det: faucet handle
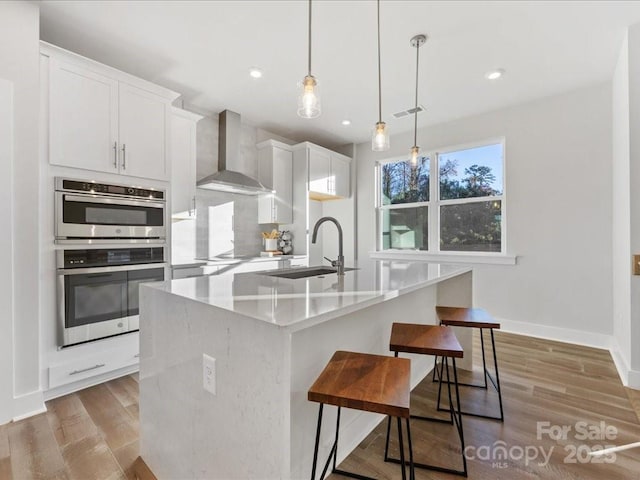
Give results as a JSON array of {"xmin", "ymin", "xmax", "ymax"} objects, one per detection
[{"xmin": 323, "ymin": 256, "xmax": 337, "ymax": 267}]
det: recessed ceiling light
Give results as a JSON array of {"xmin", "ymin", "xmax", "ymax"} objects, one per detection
[
  {"xmin": 249, "ymin": 67, "xmax": 263, "ymax": 79},
  {"xmin": 485, "ymin": 69, "xmax": 505, "ymax": 80},
  {"xmin": 341, "ymin": 119, "xmax": 351, "ymax": 126}
]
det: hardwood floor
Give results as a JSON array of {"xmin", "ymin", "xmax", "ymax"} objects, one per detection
[{"xmin": 1, "ymin": 332, "xmax": 639, "ymax": 479}]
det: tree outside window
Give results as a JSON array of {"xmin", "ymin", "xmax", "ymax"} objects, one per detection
[{"xmin": 378, "ymin": 142, "xmax": 504, "ymax": 253}]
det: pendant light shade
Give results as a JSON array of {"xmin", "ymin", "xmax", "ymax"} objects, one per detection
[
  {"xmin": 298, "ymin": 0, "xmax": 321, "ymax": 119},
  {"xmin": 298, "ymin": 75, "xmax": 320, "ymax": 119},
  {"xmin": 372, "ymin": 122, "xmax": 389, "ymax": 151},
  {"xmin": 371, "ymin": 0, "xmax": 390, "ymax": 151}
]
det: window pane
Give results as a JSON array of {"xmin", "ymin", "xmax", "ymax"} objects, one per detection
[
  {"xmin": 380, "ymin": 157, "xmax": 429, "ymax": 205},
  {"xmin": 439, "ymin": 144, "xmax": 503, "ymax": 200},
  {"xmin": 440, "ymin": 201, "xmax": 501, "ymax": 252},
  {"xmin": 381, "ymin": 207, "xmax": 428, "ymax": 250}
]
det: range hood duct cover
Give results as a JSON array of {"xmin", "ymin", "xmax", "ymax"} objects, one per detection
[{"xmin": 197, "ymin": 110, "xmax": 273, "ymax": 195}]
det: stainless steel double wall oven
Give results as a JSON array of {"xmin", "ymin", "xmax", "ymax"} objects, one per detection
[{"xmin": 55, "ymin": 178, "xmax": 167, "ymax": 347}]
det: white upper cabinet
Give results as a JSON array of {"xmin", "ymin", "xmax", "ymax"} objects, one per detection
[
  {"xmin": 171, "ymin": 108, "xmax": 202, "ymax": 217},
  {"xmin": 49, "ymin": 58, "xmax": 119, "ymax": 173},
  {"xmin": 257, "ymin": 140, "xmax": 293, "ymax": 224},
  {"xmin": 331, "ymin": 156, "xmax": 350, "ymax": 198},
  {"xmin": 43, "ymin": 42, "xmax": 179, "ymax": 181},
  {"xmin": 304, "ymin": 143, "xmax": 351, "ymax": 200},
  {"xmin": 118, "ymin": 83, "xmax": 168, "ymax": 180}
]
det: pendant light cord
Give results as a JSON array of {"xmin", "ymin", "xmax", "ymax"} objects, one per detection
[
  {"xmin": 413, "ymin": 39, "xmax": 420, "ymax": 147},
  {"xmin": 308, "ymin": 0, "xmax": 312, "ymax": 76},
  {"xmin": 377, "ymin": 0, "xmax": 382, "ymax": 123}
]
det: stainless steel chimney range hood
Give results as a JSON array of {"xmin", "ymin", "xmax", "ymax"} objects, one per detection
[{"xmin": 197, "ymin": 110, "xmax": 273, "ymax": 196}]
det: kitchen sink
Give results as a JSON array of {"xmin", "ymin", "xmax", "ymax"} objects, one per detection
[{"xmin": 260, "ymin": 266, "xmax": 357, "ymax": 279}]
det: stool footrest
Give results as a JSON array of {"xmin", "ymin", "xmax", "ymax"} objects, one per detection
[
  {"xmin": 437, "ymin": 406, "xmax": 504, "ymax": 422},
  {"xmin": 410, "ymin": 413, "xmax": 453, "ymax": 425},
  {"xmin": 384, "ymin": 457, "xmax": 468, "ymax": 478}
]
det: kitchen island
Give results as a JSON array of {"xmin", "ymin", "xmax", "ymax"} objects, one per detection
[{"xmin": 138, "ymin": 260, "xmax": 473, "ymax": 479}]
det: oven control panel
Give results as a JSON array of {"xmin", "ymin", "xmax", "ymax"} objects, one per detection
[
  {"xmin": 58, "ymin": 179, "xmax": 165, "ymax": 200},
  {"xmin": 59, "ymin": 247, "xmax": 165, "ymax": 269}
]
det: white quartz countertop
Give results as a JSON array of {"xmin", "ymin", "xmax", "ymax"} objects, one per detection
[{"xmin": 147, "ymin": 260, "xmax": 471, "ymax": 330}]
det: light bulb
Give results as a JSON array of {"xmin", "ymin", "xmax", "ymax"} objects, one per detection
[
  {"xmin": 297, "ymin": 75, "xmax": 321, "ymax": 118},
  {"xmin": 410, "ymin": 146, "xmax": 420, "ymax": 166},
  {"xmin": 371, "ymin": 122, "xmax": 390, "ymax": 151}
]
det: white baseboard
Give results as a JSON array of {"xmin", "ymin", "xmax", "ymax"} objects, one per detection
[
  {"xmin": 12, "ymin": 389, "xmax": 46, "ymax": 422},
  {"xmin": 499, "ymin": 317, "xmax": 640, "ymax": 391},
  {"xmin": 628, "ymin": 369, "xmax": 640, "ymax": 389},
  {"xmin": 497, "ymin": 317, "xmax": 611, "ymax": 350}
]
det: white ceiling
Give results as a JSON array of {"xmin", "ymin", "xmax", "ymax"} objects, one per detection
[{"xmin": 39, "ymin": 0, "xmax": 640, "ymax": 149}]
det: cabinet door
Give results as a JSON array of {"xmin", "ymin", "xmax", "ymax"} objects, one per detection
[
  {"xmin": 258, "ymin": 195, "xmax": 275, "ymax": 224},
  {"xmin": 272, "ymin": 147, "xmax": 293, "ymax": 223},
  {"xmin": 171, "ymin": 114, "xmax": 196, "ymax": 216},
  {"xmin": 332, "ymin": 156, "xmax": 350, "ymax": 198},
  {"xmin": 308, "ymin": 148, "xmax": 331, "ymax": 195},
  {"xmin": 118, "ymin": 83, "xmax": 167, "ymax": 180},
  {"xmin": 49, "ymin": 58, "xmax": 119, "ymax": 173}
]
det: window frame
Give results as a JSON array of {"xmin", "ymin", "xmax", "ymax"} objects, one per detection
[{"xmin": 376, "ymin": 137, "xmax": 507, "ymax": 257}]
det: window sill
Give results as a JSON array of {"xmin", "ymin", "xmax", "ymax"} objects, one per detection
[{"xmin": 369, "ymin": 250, "xmax": 517, "ymax": 265}]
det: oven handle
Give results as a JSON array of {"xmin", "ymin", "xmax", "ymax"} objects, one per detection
[
  {"xmin": 63, "ymin": 193, "xmax": 165, "ymax": 209},
  {"xmin": 57, "ymin": 263, "xmax": 167, "ymax": 275}
]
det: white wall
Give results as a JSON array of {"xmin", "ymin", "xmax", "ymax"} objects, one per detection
[
  {"xmin": 627, "ymin": 24, "xmax": 640, "ymax": 381},
  {"xmin": 0, "ymin": 78, "xmax": 14, "ymax": 425},
  {"xmin": 612, "ymin": 32, "xmax": 632, "ymax": 382},
  {"xmin": 0, "ymin": 1, "xmax": 44, "ymax": 422},
  {"xmin": 357, "ymin": 83, "xmax": 613, "ymax": 343}
]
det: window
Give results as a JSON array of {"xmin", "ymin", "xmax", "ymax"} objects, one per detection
[{"xmin": 377, "ymin": 141, "xmax": 504, "ymax": 254}]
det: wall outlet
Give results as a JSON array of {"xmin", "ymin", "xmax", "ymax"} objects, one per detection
[{"xmin": 202, "ymin": 354, "xmax": 216, "ymax": 395}]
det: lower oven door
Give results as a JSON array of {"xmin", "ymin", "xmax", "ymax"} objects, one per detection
[{"xmin": 58, "ymin": 264, "xmax": 165, "ymax": 347}]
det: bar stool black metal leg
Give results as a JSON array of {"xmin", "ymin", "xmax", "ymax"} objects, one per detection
[
  {"xmin": 405, "ymin": 418, "xmax": 415, "ymax": 480},
  {"xmin": 452, "ymin": 358, "xmax": 468, "ymax": 477},
  {"xmin": 397, "ymin": 417, "xmax": 407, "ymax": 480},
  {"xmin": 384, "ymin": 415, "xmax": 392, "ymax": 461},
  {"xmin": 479, "ymin": 328, "xmax": 488, "ymax": 388},
  {"xmin": 310, "ymin": 403, "xmax": 324, "ymax": 480},
  {"xmin": 431, "ymin": 355, "xmax": 439, "ymax": 382},
  {"xmin": 491, "ymin": 329, "xmax": 504, "ymax": 422}
]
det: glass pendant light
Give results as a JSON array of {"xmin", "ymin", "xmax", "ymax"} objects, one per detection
[
  {"xmin": 298, "ymin": 0, "xmax": 320, "ymax": 118},
  {"xmin": 409, "ymin": 34, "xmax": 426, "ymax": 166},
  {"xmin": 372, "ymin": 0, "xmax": 389, "ymax": 151}
]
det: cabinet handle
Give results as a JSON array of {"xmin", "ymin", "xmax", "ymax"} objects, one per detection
[
  {"xmin": 69, "ymin": 363, "xmax": 106, "ymax": 376},
  {"xmin": 113, "ymin": 142, "xmax": 118, "ymax": 168},
  {"xmin": 121, "ymin": 144, "xmax": 126, "ymax": 170},
  {"xmin": 191, "ymin": 196, "xmax": 196, "ymax": 217}
]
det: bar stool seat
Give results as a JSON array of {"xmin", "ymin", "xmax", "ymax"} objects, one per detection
[
  {"xmin": 308, "ymin": 351, "xmax": 415, "ymax": 480},
  {"xmin": 386, "ymin": 323, "xmax": 467, "ymax": 477},
  {"xmin": 435, "ymin": 306, "xmax": 504, "ymax": 422}
]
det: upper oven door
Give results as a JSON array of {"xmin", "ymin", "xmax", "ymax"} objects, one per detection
[{"xmin": 55, "ymin": 191, "xmax": 166, "ymax": 240}]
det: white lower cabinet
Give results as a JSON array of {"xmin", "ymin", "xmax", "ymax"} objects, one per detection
[{"xmin": 48, "ymin": 344, "xmax": 139, "ymax": 389}]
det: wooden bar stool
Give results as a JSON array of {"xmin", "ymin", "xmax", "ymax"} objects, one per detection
[
  {"xmin": 434, "ymin": 306, "xmax": 504, "ymax": 422},
  {"xmin": 308, "ymin": 351, "xmax": 415, "ymax": 480},
  {"xmin": 385, "ymin": 323, "xmax": 467, "ymax": 477}
]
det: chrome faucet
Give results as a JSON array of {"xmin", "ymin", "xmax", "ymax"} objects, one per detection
[{"xmin": 311, "ymin": 216, "xmax": 345, "ymax": 276}]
